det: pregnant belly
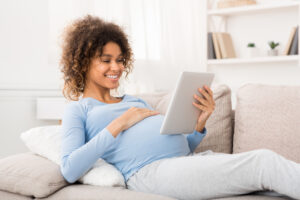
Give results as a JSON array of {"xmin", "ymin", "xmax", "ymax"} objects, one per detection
[{"xmin": 118, "ymin": 114, "xmax": 190, "ymax": 156}]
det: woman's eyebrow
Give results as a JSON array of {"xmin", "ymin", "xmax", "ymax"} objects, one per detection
[{"xmin": 101, "ymin": 54, "xmax": 123, "ymax": 58}]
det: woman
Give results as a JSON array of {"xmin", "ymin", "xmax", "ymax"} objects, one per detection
[{"xmin": 60, "ymin": 15, "xmax": 300, "ymax": 200}]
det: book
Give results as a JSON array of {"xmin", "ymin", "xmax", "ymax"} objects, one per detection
[
  {"xmin": 212, "ymin": 32, "xmax": 222, "ymax": 59},
  {"xmin": 208, "ymin": 32, "xmax": 216, "ymax": 59},
  {"xmin": 216, "ymin": 32, "xmax": 236, "ymax": 59},
  {"xmin": 217, "ymin": 0, "xmax": 256, "ymax": 9},
  {"xmin": 289, "ymin": 26, "xmax": 298, "ymax": 55},
  {"xmin": 284, "ymin": 27, "xmax": 297, "ymax": 55}
]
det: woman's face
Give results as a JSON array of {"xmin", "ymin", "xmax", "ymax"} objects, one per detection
[{"xmin": 86, "ymin": 42, "xmax": 125, "ymax": 90}]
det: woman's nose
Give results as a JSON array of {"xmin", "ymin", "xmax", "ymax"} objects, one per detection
[{"xmin": 111, "ymin": 61, "xmax": 123, "ymax": 70}]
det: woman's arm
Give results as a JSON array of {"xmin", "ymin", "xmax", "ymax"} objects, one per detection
[
  {"xmin": 185, "ymin": 85, "xmax": 215, "ymax": 152},
  {"xmin": 60, "ymin": 103, "xmax": 120, "ymax": 183},
  {"xmin": 186, "ymin": 128, "xmax": 207, "ymax": 152},
  {"xmin": 61, "ymin": 102, "xmax": 159, "ymax": 183}
]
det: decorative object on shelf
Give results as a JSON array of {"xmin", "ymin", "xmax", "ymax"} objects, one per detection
[
  {"xmin": 246, "ymin": 42, "xmax": 257, "ymax": 58},
  {"xmin": 247, "ymin": 43, "xmax": 255, "ymax": 48},
  {"xmin": 217, "ymin": 0, "xmax": 256, "ymax": 9},
  {"xmin": 268, "ymin": 41, "xmax": 279, "ymax": 56}
]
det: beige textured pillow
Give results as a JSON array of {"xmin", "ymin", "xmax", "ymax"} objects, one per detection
[
  {"xmin": 0, "ymin": 152, "xmax": 68, "ymax": 198},
  {"xmin": 138, "ymin": 84, "xmax": 233, "ymax": 154},
  {"xmin": 233, "ymin": 84, "xmax": 300, "ymax": 163},
  {"xmin": 194, "ymin": 84, "xmax": 233, "ymax": 154},
  {"xmin": 135, "ymin": 92, "xmax": 169, "ymax": 111}
]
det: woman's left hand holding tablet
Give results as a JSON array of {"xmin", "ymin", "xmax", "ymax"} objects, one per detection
[{"xmin": 192, "ymin": 85, "xmax": 215, "ymax": 133}]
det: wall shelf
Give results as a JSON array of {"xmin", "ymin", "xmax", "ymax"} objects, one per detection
[
  {"xmin": 207, "ymin": 2, "xmax": 300, "ymax": 16},
  {"xmin": 207, "ymin": 55, "xmax": 299, "ymax": 65}
]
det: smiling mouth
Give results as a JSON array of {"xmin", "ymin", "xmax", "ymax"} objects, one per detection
[
  {"xmin": 105, "ymin": 75, "xmax": 118, "ymax": 79},
  {"xmin": 104, "ymin": 74, "xmax": 120, "ymax": 81}
]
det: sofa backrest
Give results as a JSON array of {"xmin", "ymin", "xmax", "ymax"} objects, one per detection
[{"xmin": 233, "ymin": 84, "xmax": 300, "ymax": 163}]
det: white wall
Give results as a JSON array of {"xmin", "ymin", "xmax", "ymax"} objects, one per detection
[
  {"xmin": 0, "ymin": 90, "xmax": 61, "ymax": 158},
  {"xmin": 0, "ymin": 0, "xmax": 62, "ymax": 90},
  {"xmin": 0, "ymin": 0, "xmax": 62, "ymax": 158}
]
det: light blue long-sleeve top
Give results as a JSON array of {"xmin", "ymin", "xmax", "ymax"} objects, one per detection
[{"xmin": 60, "ymin": 94, "xmax": 207, "ymax": 183}]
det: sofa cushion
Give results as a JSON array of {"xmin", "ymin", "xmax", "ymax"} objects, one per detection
[
  {"xmin": 212, "ymin": 194, "xmax": 290, "ymax": 200},
  {"xmin": 0, "ymin": 152, "xmax": 68, "ymax": 198},
  {"xmin": 137, "ymin": 84, "xmax": 233, "ymax": 154},
  {"xmin": 0, "ymin": 190, "xmax": 32, "ymax": 200},
  {"xmin": 35, "ymin": 184, "xmax": 175, "ymax": 200},
  {"xmin": 233, "ymin": 84, "xmax": 300, "ymax": 163}
]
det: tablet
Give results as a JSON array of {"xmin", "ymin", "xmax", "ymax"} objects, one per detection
[{"xmin": 160, "ymin": 71, "xmax": 215, "ymax": 134}]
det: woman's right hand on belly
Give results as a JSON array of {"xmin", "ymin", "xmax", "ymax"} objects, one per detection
[{"xmin": 107, "ymin": 107, "xmax": 160, "ymax": 138}]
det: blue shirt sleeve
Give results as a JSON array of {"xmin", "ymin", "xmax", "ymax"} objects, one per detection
[
  {"xmin": 60, "ymin": 102, "xmax": 121, "ymax": 183},
  {"xmin": 186, "ymin": 128, "xmax": 207, "ymax": 153}
]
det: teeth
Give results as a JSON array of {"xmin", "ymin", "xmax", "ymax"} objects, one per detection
[{"xmin": 106, "ymin": 75, "xmax": 118, "ymax": 79}]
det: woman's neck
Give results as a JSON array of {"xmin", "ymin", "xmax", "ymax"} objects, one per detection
[
  {"xmin": 83, "ymin": 85, "xmax": 117, "ymax": 103},
  {"xmin": 82, "ymin": 88, "xmax": 122, "ymax": 104}
]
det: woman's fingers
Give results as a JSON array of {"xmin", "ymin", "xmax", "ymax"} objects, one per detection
[
  {"xmin": 198, "ymin": 88, "xmax": 211, "ymax": 101},
  {"xmin": 194, "ymin": 85, "xmax": 216, "ymax": 113},
  {"xmin": 138, "ymin": 108, "xmax": 159, "ymax": 117},
  {"xmin": 198, "ymin": 86, "xmax": 215, "ymax": 106},
  {"xmin": 205, "ymin": 85, "xmax": 216, "ymax": 107},
  {"xmin": 147, "ymin": 110, "xmax": 160, "ymax": 116},
  {"xmin": 192, "ymin": 102, "xmax": 209, "ymax": 112},
  {"xmin": 204, "ymin": 85, "xmax": 214, "ymax": 98},
  {"xmin": 194, "ymin": 94, "xmax": 209, "ymax": 106}
]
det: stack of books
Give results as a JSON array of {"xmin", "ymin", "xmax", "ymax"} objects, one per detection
[
  {"xmin": 284, "ymin": 26, "xmax": 298, "ymax": 55},
  {"xmin": 208, "ymin": 32, "xmax": 236, "ymax": 59}
]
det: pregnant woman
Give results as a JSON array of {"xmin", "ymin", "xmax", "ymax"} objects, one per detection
[{"xmin": 60, "ymin": 15, "xmax": 300, "ymax": 200}]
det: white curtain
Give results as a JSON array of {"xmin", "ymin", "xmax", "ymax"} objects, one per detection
[{"xmin": 48, "ymin": 0, "xmax": 204, "ymax": 94}]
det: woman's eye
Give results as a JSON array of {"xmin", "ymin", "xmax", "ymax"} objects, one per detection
[
  {"xmin": 117, "ymin": 59, "xmax": 124, "ymax": 63},
  {"xmin": 102, "ymin": 60, "xmax": 110, "ymax": 63}
]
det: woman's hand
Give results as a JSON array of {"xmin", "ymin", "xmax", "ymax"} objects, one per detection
[
  {"xmin": 192, "ymin": 85, "xmax": 215, "ymax": 133},
  {"xmin": 107, "ymin": 107, "xmax": 160, "ymax": 137}
]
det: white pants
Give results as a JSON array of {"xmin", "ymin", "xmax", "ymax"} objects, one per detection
[{"xmin": 127, "ymin": 149, "xmax": 300, "ymax": 200}]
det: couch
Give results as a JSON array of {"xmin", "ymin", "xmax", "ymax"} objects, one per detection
[{"xmin": 0, "ymin": 83, "xmax": 298, "ymax": 200}]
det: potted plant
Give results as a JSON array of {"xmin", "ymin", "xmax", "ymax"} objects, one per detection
[
  {"xmin": 246, "ymin": 42, "xmax": 257, "ymax": 57},
  {"xmin": 268, "ymin": 41, "xmax": 279, "ymax": 56}
]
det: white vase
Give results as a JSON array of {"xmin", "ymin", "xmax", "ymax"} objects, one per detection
[
  {"xmin": 268, "ymin": 49, "xmax": 278, "ymax": 56},
  {"xmin": 246, "ymin": 47, "xmax": 257, "ymax": 58}
]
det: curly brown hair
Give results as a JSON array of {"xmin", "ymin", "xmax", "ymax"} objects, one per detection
[{"xmin": 60, "ymin": 15, "xmax": 133, "ymax": 101}]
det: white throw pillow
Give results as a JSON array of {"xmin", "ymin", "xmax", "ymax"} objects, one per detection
[{"xmin": 20, "ymin": 125, "xmax": 125, "ymax": 187}]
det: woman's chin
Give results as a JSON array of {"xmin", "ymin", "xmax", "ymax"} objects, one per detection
[{"xmin": 108, "ymin": 83, "xmax": 119, "ymax": 90}]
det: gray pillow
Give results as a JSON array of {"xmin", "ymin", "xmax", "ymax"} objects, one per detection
[{"xmin": 0, "ymin": 152, "xmax": 68, "ymax": 198}]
